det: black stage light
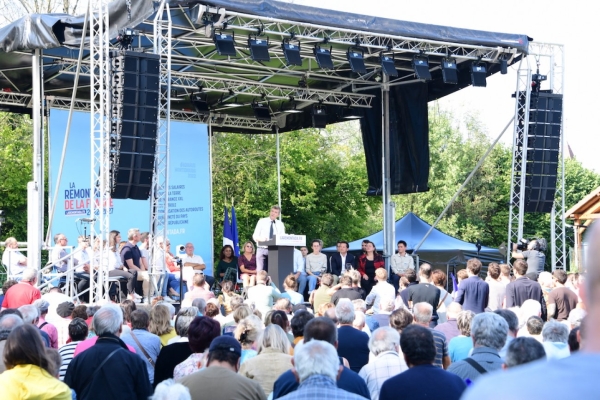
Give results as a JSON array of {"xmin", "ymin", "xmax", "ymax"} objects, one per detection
[
  {"xmin": 381, "ymin": 55, "xmax": 398, "ymax": 77},
  {"xmin": 311, "ymin": 104, "xmax": 328, "ymax": 128},
  {"xmin": 282, "ymin": 41, "xmax": 302, "ymax": 66},
  {"xmin": 441, "ymin": 58, "xmax": 458, "ymax": 84},
  {"xmin": 412, "ymin": 56, "xmax": 431, "ymax": 81},
  {"xmin": 341, "ymin": 107, "xmax": 362, "ymax": 120},
  {"xmin": 314, "ymin": 45, "xmax": 334, "ymax": 70},
  {"xmin": 252, "ymin": 101, "xmax": 271, "ymax": 121},
  {"xmin": 248, "ymin": 37, "xmax": 270, "ymax": 62},
  {"xmin": 191, "ymin": 92, "xmax": 209, "ymax": 114},
  {"xmin": 213, "ymin": 32, "xmax": 236, "ymax": 57},
  {"xmin": 471, "ymin": 62, "xmax": 487, "ymax": 87},
  {"xmin": 500, "ymin": 57, "xmax": 508, "ymax": 74},
  {"xmin": 347, "ymin": 48, "xmax": 367, "ymax": 74}
]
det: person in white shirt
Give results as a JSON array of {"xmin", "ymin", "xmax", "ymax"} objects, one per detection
[
  {"xmin": 252, "ymin": 205, "xmax": 285, "ymax": 273},
  {"xmin": 73, "ymin": 236, "xmax": 92, "ymax": 301},
  {"xmin": 293, "ymin": 248, "xmax": 308, "ymax": 296},
  {"xmin": 1, "ymin": 237, "xmax": 27, "ymax": 277},
  {"xmin": 246, "ymin": 270, "xmax": 283, "ymax": 316},
  {"xmin": 305, "ymin": 239, "xmax": 328, "ymax": 294},
  {"xmin": 366, "ymin": 269, "xmax": 397, "ymax": 314},
  {"xmin": 390, "ymin": 240, "xmax": 414, "ymax": 293},
  {"xmin": 180, "ymin": 242, "xmax": 214, "ymax": 289}
]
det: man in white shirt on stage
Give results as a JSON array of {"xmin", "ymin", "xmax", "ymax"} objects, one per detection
[
  {"xmin": 390, "ymin": 240, "xmax": 415, "ymax": 293},
  {"xmin": 1, "ymin": 237, "xmax": 27, "ymax": 278},
  {"xmin": 180, "ymin": 242, "xmax": 214, "ymax": 289},
  {"xmin": 252, "ymin": 205, "xmax": 285, "ymax": 273}
]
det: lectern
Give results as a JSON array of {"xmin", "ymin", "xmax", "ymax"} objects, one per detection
[{"xmin": 258, "ymin": 234, "xmax": 306, "ymax": 289}]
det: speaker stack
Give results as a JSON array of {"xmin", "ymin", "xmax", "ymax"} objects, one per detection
[{"xmin": 109, "ymin": 51, "xmax": 160, "ymax": 200}]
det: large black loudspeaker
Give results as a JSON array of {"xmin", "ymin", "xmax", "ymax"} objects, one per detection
[
  {"xmin": 523, "ymin": 91, "xmax": 563, "ymax": 213},
  {"xmin": 110, "ymin": 51, "xmax": 160, "ymax": 200}
]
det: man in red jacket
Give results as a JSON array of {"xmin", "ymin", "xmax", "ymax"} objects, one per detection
[{"xmin": 1, "ymin": 268, "xmax": 41, "ymax": 310}]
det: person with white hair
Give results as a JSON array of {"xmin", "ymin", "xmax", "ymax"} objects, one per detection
[
  {"xmin": 64, "ymin": 304, "xmax": 152, "ymax": 399},
  {"xmin": 152, "ymin": 379, "xmax": 191, "ymax": 400},
  {"xmin": 434, "ymin": 302, "xmax": 462, "ymax": 342},
  {"xmin": 18, "ymin": 304, "xmax": 51, "ymax": 347},
  {"xmin": 279, "ymin": 340, "xmax": 365, "ymax": 400},
  {"xmin": 1, "ymin": 236, "xmax": 27, "ymax": 276},
  {"xmin": 0, "ymin": 313, "xmax": 24, "ymax": 373},
  {"xmin": 336, "ymin": 299, "xmax": 370, "ymax": 373},
  {"xmin": 1, "ymin": 267, "xmax": 41, "ymax": 309},
  {"xmin": 412, "ymin": 302, "xmax": 450, "ymax": 369},
  {"xmin": 353, "ymin": 311, "xmax": 367, "ymax": 334},
  {"xmin": 447, "ymin": 312, "xmax": 508, "ymax": 382},
  {"xmin": 542, "ymin": 320, "xmax": 570, "ymax": 360},
  {"xmin": 516, "ymin": 299, "xmax": 542, "ymax": 336},
  {"xmin": 359, "ymin": 327, "xmax": 407, "ymax": 400}
]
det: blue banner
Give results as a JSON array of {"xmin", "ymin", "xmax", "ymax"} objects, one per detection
[{"xmin": 48, "ymin": 109, "xmax": 213, "ymax": 274}]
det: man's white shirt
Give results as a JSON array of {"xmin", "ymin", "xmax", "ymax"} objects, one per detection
[
  {"xmin": 2, "ymin": 249, "xmax": 27, "ymax": 275},
  {"xmin": 293, "ymin": 248, "xmax": 305, "ymax": 273},
  {"xmin": 365, "ymin": 281, "xmax": 396, "ymax": 314},
  {"xmin": 390, "ymin": 253, "xmax": 415, "ymax": 274},
  {"xmin": 252, "ymin": 217, "xmax": 285, "ymax": 247}
]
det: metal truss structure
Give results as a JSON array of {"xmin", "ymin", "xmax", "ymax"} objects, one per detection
[{"xmin": 507, "ymin": 42, "xmax": 566, "ymax": 270}]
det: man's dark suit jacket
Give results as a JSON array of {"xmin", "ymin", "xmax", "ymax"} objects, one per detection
[
  {"xmin": 337, "ymin": 325, "xmax": 370, "ymax": 373},
  {"xmin": 505, "ymin": 276, "xmax": 547, "ymax": 320},
  {"xmin": 454, "ymin": 276, "xmax": 489, "ymax": 313},
  {"xmin": 330, "ymin": 253, "xmax": 356, "ymax": 276}
]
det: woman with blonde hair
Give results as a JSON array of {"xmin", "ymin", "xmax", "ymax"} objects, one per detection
[
  {"xmin": 238, "ymin": 241, "xmax": 258, "ymax": 288},
  {"xmin": 234, "ymin": 315, "xmax": 264, "ymax": 364},
  {"xmin": 239, "ymin": 324, "xmax": 292, "ymax": 396},
  {"xmin": 149, "ymin": 304, "xmax": 177, "ymax": 346},
  {"xmin": 281, "ymin": 274, "xmax": 303, "ymax": 305},
  {"xmin": 448, "ymin": 310, "xmax": 476, "ymax": 362},
  {"xmin": 218, "ymin": 281, "xmax": 236, "ymax": 316}
]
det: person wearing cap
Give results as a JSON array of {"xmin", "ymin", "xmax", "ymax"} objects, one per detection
[
  {"xmin": 55, "ymin": 301, "xmax": 75, "ymax": 348},
  {"xmin": 178, "ymin": 335, "xmax": 267, "ymax": 400},
  {"xmin": 34, "ymin": 299, "xmax": 58, "ymax": 349}
]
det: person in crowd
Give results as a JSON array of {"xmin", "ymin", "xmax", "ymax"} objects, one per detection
[
  {"xmin": 216, "ymin": 244, "xmax": 238, "ymax": 279},
  {"xmin": 247, "ymin": 270, "xmax": 283, "ymax": 316},
  {"xmin": 568, "ymin": 308, "xmax": 586, "ymax": 329},
  {"xmin": 292, "ymin": 246, "xmax": 308, "ymax": 297},
  {"xmin": 290, "ymin": 310, "xmax": 314, "ymax": 351},
  {"xmin": 407, "ymin": 265, "xmax": 441, "ymax": 327},
  {"xmin": 58, "ymin": 317, "xmax": 88, "ymax": 380},
  {"xmin": 42, "ymin": 287, "xmax": 71, "ymax": 326},
  {"xmin": 499, "ymin": 264, "xmax": 512, "ymax": 285},
  {"xmin": 310, "ymin": 273, "xmax": 334, "ymax": 311},
  {"xmin": 273, "ymin": 298, "xmax": 293, "ymax": 317},
  {"xmin": 516, "ymin": 299, "xmax": 542, "ymax": 336},
  {"xmin": 182, "ymin": 273, "xmax": 215, "ymax": 307},
  {"xmin": 152, "ymin": 379, "xmax": 191, "ymax": 400},
  {"xmin": 64, "ymin": 304, "xmax": 152, "ymax": 400},
  {"xmin": 431, "ymin": 270, "xmax": 453, "ymax": 323},
  {"xmin": 121, "ymin": 309, "xmax": 161, "ymax": 385},
  {"xmin": 537, "ymin": 271, "xmax": 554, "ymax": 305},
  {"xmin": 505, "ymin": 259, "xmax": 547, "ymax": 320},
  {"xmin": 455, "ymin": 269, "xmax": 468, "ymax": 291},
  {"xmin": 485, "ymin": 262, "xmax": 506, "ymax": 311},
  {"xmin": 235, "ymin": 315, "xmax": 264, "ymax": 364},
  {"xmin": 0, "ymin": 280, "xmax": 17, "ymax": 305},
  {"xmin": 1, "ymin": 267, "xmax": 41, "ymax": 309},
  {"xmin": 0, "ymin": 313, "xmax": 24, "ymax": 373},
  {"xmin": 542, "ymin": 320, "xmax": 570, "ymax": 360},
  {"xmin": 0, "ymin": 324, "xmax": 72, "ymax": 399},
  {"xmin": 281, "ymin": 274, "xmax": 304, "ymax": 305},
  {"xmin": 180, "ymin": 242, "xmax": 214, "ymax": 289},
  {"xmin": 179, "ymin": 335, "xmax": 267, "ymax": 400},
  {"xmin": 50, "ymin": 233, "xmax": 70, "ymax": 278},
  {"xmin": 568, "ymin": 326, "xmax": 581, "ymax": 352},
  {"xmin": 223, "ymin": 303, "xmax": 252, "ymax": 336},
  {"xmin": 353, "ymin": 298, "xmax": 379, "ymax": 335},
  {"xmin": 447, "ymin": 312, "xmax": 508, "ymax": 382},
  {"xmin": 347, "ymin": 269, "xmax": 367, "ymax": 300},
  {"xmin": 272, "ymin": 317, "xmax": 370, "ymax": 399},
  {"xmin": 494, "ymin": 309, "xmax": 519, "ymax": 359},
  {"xmin": 149, "ymin": 304, "xmax": 177, "ymax": 346},
  {"xmin": 353, "ymin": 311, "xmax": 368, "ymax": 334},
  {"xmin": 2, "ymin": 237, "xmax": 27, "ymax": 277},
  {"xmin": 412, "ymin": 302, "xmax": 450, "ymax": 369},
  {"xmin": 240, "ymin": 324, "xmax": 293, "ymax": 396},
  {"xmin": 205, "ymin": 300, "xmax": 227, "ymax": 327},
  {"xmin": 503, "ymin": 337, "xmax": 546, "ymax": 369},
  {"xmin": 253, "ymin": 205, "xmax": 285, "ymax": 274},
  {"xmin": 365, "ymin": 268, "xmax": 396, "ymax": 314},
  {"xmin": 154, "ymin": 237, "xmax": 185, "ymax": 302},
  {"xmin": 379, "ymin": 325, "xmax": 466, "ymax": 400},
  {"xmin": 174, "ymin": 316, "xmax": 221, "ymax": 378},
  {"xmin": 511, "ymin": 239, "xmax": 546, "ymax": 276},
  {"xmin": 548, "ymin": 269, "xmax": 579, "ymax": 321},
  {"xmin": 448, "ymin": 310, "xmax": 475, "ymax": 362},
  {"xmin": 218, "ymin": 280, "xmax": 237, "ymax": 316},
  {"xmin": 359, "ymin": 327, "xmax": 407, "ymax": 400},
  {"xmin": 107, "ymin": 230, "xmax": 135, "ymax": 300},
  {"xmin": 434, "ymin": 302, "xmax": 462, "ymax": 342},
  {"xmin": 389, "ymin": 308, "xmax": 413, "ymax": 337},
  {"xmin": 120, "ymin": 299, "xmax": 137, "ymax": 335},
  {"xmin": 54, "ymin": 301, "xmax": 75, "ymax": 347},
  {"xmin": 390, "ymin": 240, "xmax": 415, "ymax": 293},
  {"xmin": 34, "ymin": 299, "xmax": 58, "ymax": 348},
  {"xmin": 370, "ymin": 298, "xmax": 394, "ymax": 327},
  {"xmin": 305, "ymin": 239, "xmax": 328, "ymax": 293},
  {"xmin": 239, "ymin": 241, "xmax": 258, "ymax": 288},
  {"xmin": 19, "ymin": 304, "xmax": 51, "ymax": 346},
  {"xmin": 398, "ymin": 270, "xmax": 418, "ymax": 308},
  {"xmin": 270, "ymin": 310, "xmax": 293, "ymax": 343},
  {"xmin": 336, "ymin": 299, "xmax": 370, "ymax": 373},
  {"xmin": 454, "ymin": 258, "xmax": 489, "ymax": 314},
  {"xmin": 120, "ymin": 228, "xmax": 147, "ymax": 301},
  {"xmin": 331, "ymin": 275, "xmax": 363, "ymax": 305},
  {"xmin": 330, "ymin": 241, "xmax": 356, "ymax": 282},
  {"xmin": 72, "ymin": 236, "xmax": 93, "ymax": 302},
  {"xmin": 521, "ymin": 315, "xmax": 544, "ymax": 342},
  {"xmin": 356, "ymin": 241, "xmax": 384, "ymax": 295}
]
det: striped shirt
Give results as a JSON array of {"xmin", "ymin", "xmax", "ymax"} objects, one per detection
[
  {"xmin": 58, "ymin": 341, "xmax": 82, "ymax": 380},
  {"xmin": 430, "ymin": 329, "xmax": 449, "ymax": 368}
]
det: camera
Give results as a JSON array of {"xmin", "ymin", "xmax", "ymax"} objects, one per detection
[{"xmin": 515, "ymin": 238, "xmax": 530, "ymax": 251}]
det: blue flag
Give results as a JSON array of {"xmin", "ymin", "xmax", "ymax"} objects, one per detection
[
  {"xmin": 230, "ymin": 206, "xmax": 240, "ymax": 256},
  {"xmin": 223, "ymin": 206, "xmax": 233, "ymax": 249}
]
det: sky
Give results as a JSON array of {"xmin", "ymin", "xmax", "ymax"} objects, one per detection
[{"xmin": 293, "ymin": 0, "xmax": 598, "ymax": 172}]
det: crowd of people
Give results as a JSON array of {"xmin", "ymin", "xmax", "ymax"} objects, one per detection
[{"xmin": 0, "ymin": 206, "xmax": 597, "ymax": 399}]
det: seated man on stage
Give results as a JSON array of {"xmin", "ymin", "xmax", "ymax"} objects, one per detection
[
  {"xmin": 390, "ymin": 240, "xmax": 415, "ymax": 293},
  {"xmin": 180, "ymin": 242, "xmax": 214, "ymax": 290},
  {"xmin": 2, "ymin": 237, "xmax": 27, "ymax": 279},
  {"xmin": 329, "ymin": 240, "xmax": 355, "ymax": 285},
  {"xmin": 305, "ymin": 239, "xmax": 328, "ymax": 294}
]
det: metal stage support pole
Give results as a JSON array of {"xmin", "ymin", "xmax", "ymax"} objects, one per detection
[
  {"xmin": 208, "ymin": 118, "xmax": 214, "ymax": 271},
  {"xmin": 28, "ymin": 49, "xmax": 44, "ymax": 274},
  {"xmin": 276, "ymin": 126, "xmax": 282, "ymax": 212},
  {"xmin": 381, "ymin": 74, "xmax": 394, "ymax": 272},
  {"xmin": 89, "ymin": 0, "xmax": 111, "ymax": 302},
  {"xmin": 150, "ymin": 0, "xmax": 172, "ymax": 299}
]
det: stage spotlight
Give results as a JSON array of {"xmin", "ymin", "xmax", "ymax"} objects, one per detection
[
  {"xmin": 412, "ymin": 55, "xmax": 431, "ymax": 81},
  {"xmin": 471, "ymin": 62, "xmax": 487, "ymax": 87},
  {"xmin": 499, "ymin": 57, "xmax": 508, "ymax": 74},
  {"xmin": 252, "ymin": 101, "xmax": 272, "ymax": 121},
  {"xmin": 347, "ymin": 48, "xmax": 367, "ymax": 74},
  {"xmin": 311, "ymin": 104, "xmax": 328, "ymax": 128},
  {"xmin": 341, "ymin": 107, "xmax": 362, "ymax": 120},
  {"xmin": 381, "ymin": 55, "xmax": 398, "ymax": 77},
  {"xmin": 441, "ymin": 58, "xmax": 458, "ymax": 84},
  {"xmin": 314, "ymin": 45, "xmax": 334, "ymax": 70},
  {"xmin": 282, "ymin": 40, "xmax": 302, "ymax": 66},
  {"xmin": 191, "ymin": 92, "xmax": 210, "ymax": 114},
  {"xmin": 248, "ymin": 37, "xmax": 270, "ymax": 62},
  {"xmin": 213, "ymin": 32, "xmax": 236, "ymax": 57},
  {"xmin": 282, "ymin": 100, "xmax": 304, "ymax": 114}
]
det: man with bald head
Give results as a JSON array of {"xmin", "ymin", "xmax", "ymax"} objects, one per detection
[
  {"xmin": 462, "ymin": 221, "xmax": 600, "ymax": 399},
  {"xmin": 434, "ymin": 302, "xmax": 462, "ymax": 342}
]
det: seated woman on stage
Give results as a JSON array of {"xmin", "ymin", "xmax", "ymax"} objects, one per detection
[
  {"xmin": 357, "ymin": 241, "xmax": 385, "ymax": 295},
  {"xmin": 216, "ymin": 245, "xmax": 238, "ymax": 280},
  {"xmin": 106, "ymin": 231, "xmax": 135, "ymax": 301},
  {"xmin": 238, "ymin": 241, "xmax": 258, "ymax": 288}
]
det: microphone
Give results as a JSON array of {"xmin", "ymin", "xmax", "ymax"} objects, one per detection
[{"xmin": 81, "ymin": 218, "xmax": 96, "ymax": 223}]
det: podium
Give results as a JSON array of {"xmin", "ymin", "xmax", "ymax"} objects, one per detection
[{"xmin": 258, "ymin": 234, "xmax": 306, "ymax": 289}]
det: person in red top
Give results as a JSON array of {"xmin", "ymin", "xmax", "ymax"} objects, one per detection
[
  {"xmin": 1, "ymin": 268, "xmax": 41, "ymax": 310},
  {"xmin": 357, "ymin": 241, "xmax": 385, "ymax": 295}
]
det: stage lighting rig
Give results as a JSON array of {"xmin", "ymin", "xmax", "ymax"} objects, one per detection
[{"xmin": 116, "ymin": 28, "xmax": 139, "ymax": 49}]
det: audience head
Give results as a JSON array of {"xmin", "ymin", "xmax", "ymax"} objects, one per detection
[
  {"xmin": 130, "ymin": 309, "xmax": 150, "ymax": 331},
  {"xmin": 233, "ymin": 305, "xmax": 252, "ymax": 324},
  {"xmin": 446, "ymin": 302, "xmax": 463, "ymax": 319},
  {"xmin": 335, "ymin": 299, "xmax": 355, "ymax": 325},
  {"xmin": 553, "ymin": 269, "xmax": 568, "ymax": 285},
  {"xmin": 353, "ymin": 311, "xmax": 366, "ymax": 330},
  {"xmin": 456, "ymin": 269, "xmax": 468, "ymax": 282},
  {"xmin": 375, "ymin": 268, "xmax": 388, "ymax": 281},
  {"xmin": 175, "ymin": 307, "xmax": 200, "ymax": 337},
  {"xmin": 120, "ymin": 300, "xmax": 137, "ymax": 323},
  {"xmin": 193, "ymin": 273, "xmax": 206, "ymax": 288},
  {"xmin": 2, "ymin": 324, "xmax": 50, "ymax": 371},
  {"xmin": 389, "ymin": 308, "xmax": 413, "ymax": 334},
  {"xmin": 33, "ymin": 299, "xmax": 50, "ymax": 317},
  {"xmin": 207, "ymin": 336, "xmax": 242, "ymax": 369},
  {"xmin": 513, "ymin": 260, "xmax": 528, "ymax": 277},
  {"xmin": 45, "ymin": 348, "xmax": 62, "ymax": 377},
  {"xmin": 457, "ymin": 310, "xmax": 476, "ymax": 337},
  {"xmin": 274, "ymin": 298, "xmax": 292, "ymax": 313},
  {"xmin": 405, "ymin": 269, "xmax": 417, "ymax": 283},
  {"xmin": 149, "ymin": 304, "xmax": 173, "ymax": 336},
  {"xmin": 568, "ymin": 327, "xmax": 581, "ymax": 352},
  {"xmin": 71, "ymin": 305, "xmax": 88, "ymax": 321},
  {"xmin": 351, "ymin": 299, "xmax": 366, "ymax": 313},
  {"xmin": 542, "ymin": 320, "xmax": 569, "ymax": 343},
  {"xmin": 68, "ymin": 317, "xmax": 89, "ymax": 341},
  {"xmin": 0, "ymin": 314, "xmax": 24, "ymax": 340},
  {"xmin": 56, "ymin": 302, "xmax": 75, "ymax": 319},
  {"xmin": 152, "ymin": 379, "xmax": 191, "ymax": 400},
  {"xmin": 320, "ymin": 273, "xmax": 334, "ymax": 287},
  {"xmin": 21, "ymin": 268, "xmax": 38, "ymax": 284},
  {"xmin": 292, "ymin": 340, "xmax": 341, "ymax": 382},
  {"xmin": 235, "ymin": 315, "xmax": 263, "ymax": 347},
  {"xmin": 93, "ymin": 304, "xmax": 124, "ymax": 336},
  {"xmin": 538, "ymin": 271, "xmax": 553, "ymax": 289},
  {"xmin": 431, "ymin": 270, "xmax": 447, "ymax": 288},
  {"xmin": 369, "ymin": 327, "xmax": 400, "ymax": 356},
  {"xmin": 1, "ymin": 280, "xmax": 18, "ymax": 296},
  {"xmin": 191, "ymin": 299, "xmax": 206, "ymax": 314},
  {"xmin": 500, "ymin": 264, "xmax": 511, "ymax": 278},
  {"xmin": 284, "ymin": 274, "xmax": 298, "ymax": 291},
  {"xmin": 17, "ymin": 305, "xmax": 39, "ymax": 325},
  {"xmin": 188, "ymin": 316, "xmax": 221, "ymax": 353},
  {"xmin": 487, "ymin": 263, "xmax": 501, "ymax": 280},
  {"xmin": 348, "ymin": 270, "xmax": 361, "ymax": 286},
  {"xmin": 412, "ymin": 302, "xmax": 433, "ymax": 326},
  {"xmin": 204, "ymin": 303, "xmax": 220, "ymax": 318},
  {"xmin": 304, "ymin": 317, "xmax": 337, "ymax": 345},
  {"xmin": 258, "ymin": 324, "xmax": 290, "ymax": 354},
  {"xmin": 221, "ymin": 280, "xmax": 234, "ymax": 294},
  {"xmin": 400, "ymin": 325, "xmax": 436, "ymax": 366},
  {"xmin": 526, "ymin": 316, "xmax": 544, "ymax": 336},
  {"xmin": 291, "ymin": 310, "xmax": 314, "ymax": 338},
  {"xmin": 339, "ymin": 275, "xmax": 352, "ymax": 287},
  {"xmin": 466, "ymin": 258, "xmax": 482, "ymax": 276},
  {"xmin": 256, "ymin": 270, "xmax": 268, "ymax": 284},
  {"xmin": 504, "ymin": 337, "xmax": 546, "ymax": 368},
  {"xmin": 494, "ymin": 309, "xmax": 519, "ymax": 337},
  {"xmin": 418, "ymin": 264, "xmax": 432, "ymax": 281},
  {"xmin": 270, "ymin": 310, "xmax": 290, "ymax": 332},
  {"xmin": 568, "ymin": 308, "xmax": 586, "ymax": 329},
  {"xmin": 471, "ymin": 312, "xmax": 508, "ymax": 350}
]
